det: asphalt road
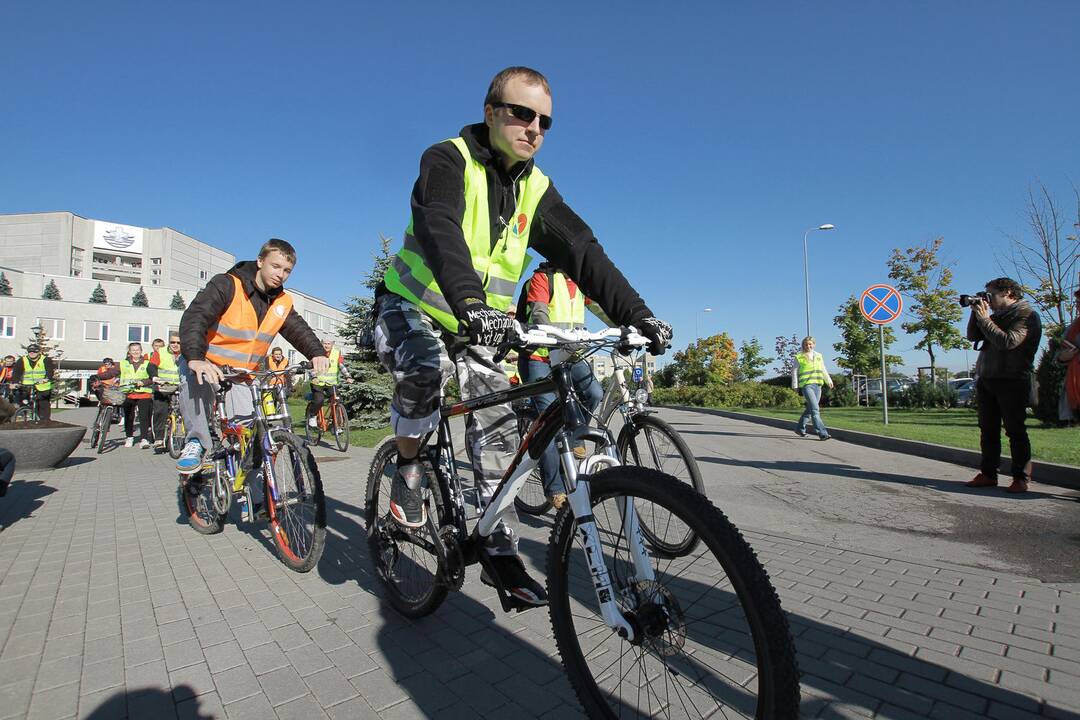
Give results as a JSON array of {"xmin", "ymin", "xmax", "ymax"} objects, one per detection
[{"xmin": 653, "ymin": 407, "xmax": 1080, "ymax": 587}]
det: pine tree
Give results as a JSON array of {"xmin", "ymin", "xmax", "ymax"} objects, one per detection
[
  {"xmin": 0, "ymin": 272, "xmax": 12, "ymax": 297},
  {"xmin": 170, "ymin": 291, "xmax": 186, "ymax": 310},
  {"xmin": 89, "ymin": 283, "xmax": 108, "ymax": 304},
  {"xmin": 42, "ymin": 279, "xmax": 62, "ymax": 300},
  {"xmin": 132, "ymin": 286, "xmax": 149, "ymax": 307}
]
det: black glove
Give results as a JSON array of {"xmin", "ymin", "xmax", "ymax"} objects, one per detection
[
  {"xmin": 460, "ymin": 303, "xmax": 517, "ymax": 347},
  {"xmin": 636, "ymin": 317, "xmax": 673, "ymax": 355}
]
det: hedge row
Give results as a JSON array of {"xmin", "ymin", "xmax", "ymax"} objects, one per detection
[{"xmin": 653, "ymin": 382, "xmax": 802, "ymax": 409}]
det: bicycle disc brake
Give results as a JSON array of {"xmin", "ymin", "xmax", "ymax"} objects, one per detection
[{"xmin": 626, "ymin": 579, "xmax": 686, "ymax": 657}]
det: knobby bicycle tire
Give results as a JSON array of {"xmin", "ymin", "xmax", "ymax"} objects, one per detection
[
  {"xmin": 365, "ymin": 439, "xmax": 448, "ymax": 618},
  {"xmin": 96, "ymin": 406, "xmax": 113, "ymax": 454},
  {"xmin": 267, "ymin": 429, "xmax": 326, "ymax": 573},
  {"xmin": 616, "ymin": 413, "xmax": 704, "ymax": 557},
  {"xmin": 546, "ymin": 467, "xmax": 800, "ymax": 720},
  {"xmin": 333, "ymin": 402, "xmax": 350, "ymax": 452},
  {"xmin": 179, "ymin": 460, "xmax": 227, "ymax": 535}
]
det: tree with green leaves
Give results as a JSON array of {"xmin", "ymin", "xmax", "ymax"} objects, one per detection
[
  {"xmin": 89, "ymin": 283, "xmax": 108, "ymax": 304},
  {"xmin": 668, "ymin": 333, "xmax": 738, "ymax": 386},
  {"xmin": 736, "ymin": 337, "xmax": 773, "ymax": 382},
  {"xmin": 132, "ymin": 286, "xmax": 149, "ymax": 307},
  {"xmin": 0, "ymin": 272, "xmax": 11, "ymax": 297},
  {"xmin": 170, "ymin": 291, "xmax": 186, "ymax": 310},
  {"xmin": 832, "ymin": 295, "xmax": 902, "ymax": 376},
  {"xmin": 887, "ymin": 237, "xmax": 966, "ymax": 380},
  {"xmin": 335, "ymin": 234, "xmax": 395, "ymax": 429},
  {"xmin": 42, "ymin": 279, "xmax": 62, "ymax": 300}
]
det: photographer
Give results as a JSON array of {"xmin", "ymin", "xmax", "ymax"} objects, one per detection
[{"xmin": 964, "ymin": 277, "xmax": 1041, "ymax": 493}]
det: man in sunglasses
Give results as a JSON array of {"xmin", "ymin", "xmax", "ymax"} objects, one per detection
[{"xmin": 375, "ymin": 65, "xmax": 672, "ymax": 608}]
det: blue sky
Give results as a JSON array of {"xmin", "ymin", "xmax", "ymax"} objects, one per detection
[{"xmin": 2, "ymin": 1, "xmax": 1078, "ymax": 374}]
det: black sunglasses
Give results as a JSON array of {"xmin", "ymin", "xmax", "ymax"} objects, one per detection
[{"xmin": 491, "ymin": 102, "xmax": 552, "ymax": 131}]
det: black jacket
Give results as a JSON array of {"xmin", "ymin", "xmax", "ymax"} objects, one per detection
[
  {"xmin": 180, "ymin": 261, "xmax": 326, "ymax": 363},
  {"xmin": 967, "ymin": 299, "xmax": 1042, "ymax": 380},
  {"xmin": 381, "ymin": 123, "xmax": 652, "ymax": 326}
]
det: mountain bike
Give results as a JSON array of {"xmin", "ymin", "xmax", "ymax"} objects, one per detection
[
  {"xmin": 366, "ymin": 325, "xmax": 799, "ymax": 720},
  {"xmin": 514, "ymin": 347, "xmax": 704, "ymax": 557},
  {"xmin": 89, "ymin": 385, "xmax": 128, "ymax": 453},
  {"xmin": 304, "ymin": 383, "xmax": 350, "ymax": 452},
  {"xmin": 179, "ymin": 365, "xmax": 327, "ymax": 573}
]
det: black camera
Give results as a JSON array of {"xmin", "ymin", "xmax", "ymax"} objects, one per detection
[{"xmin": 958, "ymin": 291, "xmax": 990, "ymax": 307}]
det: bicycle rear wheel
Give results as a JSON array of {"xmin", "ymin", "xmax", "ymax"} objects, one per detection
[
  {"xmin": 547, "ymin": 468, "xmax": 800, "ymax": 720},
  {"xmin": 365, "ymin": 439, "xmax": 447, "ymax": 618},
  {"xmin": 180, "ymin": 461, "xmax": 227, "ymax": 535},
  {"xmin": 96, "ymin": 407, "xmax": 114, "ymax": 454},
  {"xmin": 332, "ymin": 402, "xmax": 350, "ymax": 452},
  {"xmin": 267, "ymin": 430, "xmax": 326, "ymax": 572},
  {"xmin": 617, "ymin": 413, "xmax": 704, "ymax": 557},
  {"xmin": 166, "ymin": 413, "xmax": 186, "ymax": 459}
]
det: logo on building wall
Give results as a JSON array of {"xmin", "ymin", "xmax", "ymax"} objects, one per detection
[{"xmin": 92, "ymin": 220, "xmax": 145, "ymax": 254}]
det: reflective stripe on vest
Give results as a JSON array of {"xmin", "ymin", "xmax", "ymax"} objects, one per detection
[
  {"xmin": 156, "ymin": 352, "xmax": 180, "ymax": 384},
  {"xmin": 796, "ymin": 352, "xmax": 827, "ymax": 386},
  {"xmin": 384, "ymin": 136, "xmax": 551, "ymax": 333},
  {"xmin": 21, "ymin": 356, "xmax": 52, "ymax": 392},
  {"xmin": 315, "ymin": 348, "xmax": 341, "ymax": 386},
  {"xmin": 119, "ymin": 359, "xmax": 150, "ymax": 394},
  {"xmin": 205, "ymin": 275, "xmax": 294, "ymax": 371}
]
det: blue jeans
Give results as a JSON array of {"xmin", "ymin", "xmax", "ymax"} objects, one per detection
[
  {"xmin": 798, "ymin": 384, "xmax": 829, "ymax": 438},
  {"xmin": 523, "ymin": 358, "xmax": 604, "ymax": 495}
]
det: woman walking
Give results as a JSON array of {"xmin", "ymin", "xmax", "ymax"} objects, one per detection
[{"xmin": 792, "ymin": 336, "xmax": 834, "ymax": 440}]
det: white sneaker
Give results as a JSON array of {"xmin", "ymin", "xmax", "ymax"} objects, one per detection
[
  {"xmin": 308, "ymin": 416, "xmax": 318, "ymax": 428},
  {"xmin": 139, "ymin": 439, "xmax": 151, "ymax": 449},
  {"xmin": 124, "ymin": 437, "xmax": 135, "ymax": 448}
]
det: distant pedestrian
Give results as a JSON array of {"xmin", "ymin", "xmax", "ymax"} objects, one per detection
[
  {"xmin": 1055, "ymin": 289, "xmax": 1080, "ymax": 423},
  {"xmin": 792, "ymin": 336, "xmax": 834, "ymax": 440}
]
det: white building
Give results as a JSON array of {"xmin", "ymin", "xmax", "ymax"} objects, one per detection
[{"xmin": 0, "ymin": 212, "xmax": 348, "ymax": 370}]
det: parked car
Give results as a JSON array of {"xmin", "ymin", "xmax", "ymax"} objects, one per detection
[
  {"xmin": 861, "ymin": 377, "xmax": 911, "ymax": 403},
  {"xmin": 951, "ymin": 378, "xmax": 975, "ymax": 407}
]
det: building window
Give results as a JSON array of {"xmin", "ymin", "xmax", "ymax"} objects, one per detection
[
  {"xmin": 0, "ymin": 316, "xmax": 14, "ymax": 338},
  {"xmin": 127, "ymin": 324, "xmax": 151, "ymax": 343},
  {"xmin": 85, "ymin": 321, "xmax": 110, "ymax": 342},
  {"xmin": 36, "ymin": 318, "xmax": 65, "ymax": 340},
  {"xmin": 151, "ymin": 257, "xmax": 162, "ymax": 265},
  {"xmin": 199, "ymin": 270, "xmax": 208, "ymax": 280}
]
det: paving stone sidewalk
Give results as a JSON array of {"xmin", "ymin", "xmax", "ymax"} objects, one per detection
[{"xmin": 0, "ymin": 410, "xmax": 1077, "ymax": 719}]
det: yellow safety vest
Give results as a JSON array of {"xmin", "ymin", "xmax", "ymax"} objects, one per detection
[
  {"xmin": 384, "ymin": 136, "xmax": 551, "ymax": 333},
  {"xmin": 155, "ymin": 351, "xmax": 180, "ymax": 384},
  {"xmin": 529, "ymin": 271, "xmax": 586, "ymax": 361},
  {"xmin": 119, "ymin": 359, "xmax": 151, "ymax": 395},
  {"xmin": 315, "ymin": 348, "xmax": 341, "ymax": 386},
  {"xmin": 796, "ymin": 352, "xmax": 827, "ymax": 387},
  {"xmin": 21, "ymin": 356, "xmax": 52, "ymax": 392}
]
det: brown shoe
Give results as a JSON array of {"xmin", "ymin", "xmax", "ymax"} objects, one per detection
[
  {"xmin": 1005, "ymin": 478, "xmax": 1029, "ymax": 493},
  {"xmin": 965, "ymin": 473, "xmax": 998, "ymax": 488},
  {"xmin": 548, "ymin": 493, "xmax": 567, "ymax": 509}
]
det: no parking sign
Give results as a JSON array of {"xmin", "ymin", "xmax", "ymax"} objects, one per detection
[{"xmin": 858, "ymin": 283, "xmax": 902, "ymax": 424}]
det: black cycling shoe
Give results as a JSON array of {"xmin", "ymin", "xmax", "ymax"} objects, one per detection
[
  {"xmin": 481, "ymin": 555, "xmax": 548, "ymax": 607},
  {"xmin": 389, "ymin": 462, "xmax": 427, "ymax": 529}
]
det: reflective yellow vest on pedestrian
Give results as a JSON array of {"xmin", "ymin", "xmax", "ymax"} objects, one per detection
[
  {"xmin": 119, "ymin": 359, "xmax": 150, "ymax": 395},
  {"xmin": 796, "ymin": 352, "xmax": 827, "ymax": 387},
  {"xmin": 21, "ymin": 356, "xmax": 51, "ymax": 392},
  {"xmin": 315, "ymin": 348, "xmax": 341, "ymax": 386},
  {"xmin": 384, "ymin": 136, "xmax": 551, "ymax": 333},
  {"xmin": 156, "ymin": 352, "xmax": 180, "ymax": 384},
  {"xmin": 532, "ymin": 271, "xmax": 587, "ymax": 361}
]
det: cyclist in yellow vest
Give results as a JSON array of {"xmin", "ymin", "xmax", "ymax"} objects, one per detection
[
  {"xmin": 791, "ymin": 336, "xmax": 834, "ymax": 440},
  {"xmin": 306, "ymin": 339, "xmax": 354, "ymax": 428},
  {"xmin": 149, "ymin": 334, "xmax": 184, "ymax": 451},
  {"xmin": 374, "ymin": 66, "xmax": 672, "ymax": 606},
  {"xmin": 11, "ymin": 344, "xmax": 56, "ymax": 422},
  {"xmin": 96, "ymin": 342, "xmax": 157, "ymax": 448}
]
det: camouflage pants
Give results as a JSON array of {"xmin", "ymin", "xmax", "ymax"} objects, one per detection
[{"xmin": 374, "ymin": 294, "xmax": 519, "ymax": 554}]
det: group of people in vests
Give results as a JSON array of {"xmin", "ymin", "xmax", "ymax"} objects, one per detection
[{"xmin": 93, "ymin": 333, "xmax": 185, "ymax": 448}]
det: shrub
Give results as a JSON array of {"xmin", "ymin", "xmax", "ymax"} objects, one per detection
[
  {"xmin": 1034, "ymin": 340, "xmax": 1069, "ymax": 424},
  {"xmin": 652, "ymin": 382, "xmax": 801, "ymax": 409},
  {"xmin": 894, "ymin": 380, "xmax": 957, "ymax": 409}
]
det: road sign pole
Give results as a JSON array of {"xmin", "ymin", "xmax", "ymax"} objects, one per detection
[{"xmin": 879, "ymin": 325, "xmax": 889, "ymax": 425}]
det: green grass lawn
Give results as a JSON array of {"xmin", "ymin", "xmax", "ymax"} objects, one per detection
[
  {"xmin": 724, "ymin": 406, "xmax": 1080, "ymax": 467},
  {"xmin": 285, "ymin": 397, "xmax": 391, "ymax": 448}
]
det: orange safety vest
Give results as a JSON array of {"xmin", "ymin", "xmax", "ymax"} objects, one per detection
[
  {"xmin": 205, "ymin": 275, "xmax": 294, "ymax": 371},
  {"xmin": 267, "ymin": 354, "xmax": 289, "ymax": 384}
]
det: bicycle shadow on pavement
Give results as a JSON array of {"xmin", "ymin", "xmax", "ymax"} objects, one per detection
[
  {"xmin": 0, "ymin": 479, "xmax": 57, "ymax": 530},
  {"xmin": 697, "ymin": 456, "xmax": 1065, "ymax": 500},
  {"xmin": 512, "ymin": 526, "xmax": 1080, "ymax": 720}
]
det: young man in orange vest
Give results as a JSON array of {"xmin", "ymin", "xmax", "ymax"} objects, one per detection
[
  {"xmin": 176, "ymin": 239, "xmax": 329, "ymax": 474},
  {"xmin": 265, "ymin": 346, "xmax": 293, "ymax": 393}
]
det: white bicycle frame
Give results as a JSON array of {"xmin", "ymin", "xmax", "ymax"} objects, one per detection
[{"xmin": 474, "ymin": 325, "xmax": 657, "ymax": 641}]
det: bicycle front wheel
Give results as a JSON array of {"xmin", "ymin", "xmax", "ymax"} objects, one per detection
[
  {"xmin": 14, "ymin": 407, "xmax": 34, "ymax": 424},
  {"xmin": 96, "ymin": 407, "xmax": 113, "ymax": 454},
  {"xmin": 332, "ymin": 402, "xmax": 350, "ymax": 452},
  {"xmin": 180, "ymin": 461, "xmax": 227, "ymax": 535},
  {"xmin": 304, "ymin": 409, "xmax": 322, "ymax": 446},
  {"xmin": 267, "ymin": 430, "xmax": 326, "ymax": 572},
  {"xmin": 89, "ymin": 409, "xmax": 103, "ymax": 449},
  {"xmin": 547, "ymin": 467, "xmax": 800, "ymax": 720},
  {"xmin": 617, "ymin": 413, "xmax": 704, "ymax": 557},
  {"xmin": 365, "ymin": 439, "xmax": 447, "ymax": 618},
  {"xmin": 166, "ymin": 413, "xmax": 186, "ymax": 459}
]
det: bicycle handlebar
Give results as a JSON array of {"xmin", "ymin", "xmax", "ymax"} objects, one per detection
[{"xmin": 512, "ymin": 324, "xmax": 650, "ymax": 350}]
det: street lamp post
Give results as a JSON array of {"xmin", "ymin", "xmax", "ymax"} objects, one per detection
[
  {"xmin": 695, "ymin": 308, "xmax": 712, "ymax": 341},
  {"xmin": 802, "ymin": 224, "xmax": 835, "ymax": 338}
]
